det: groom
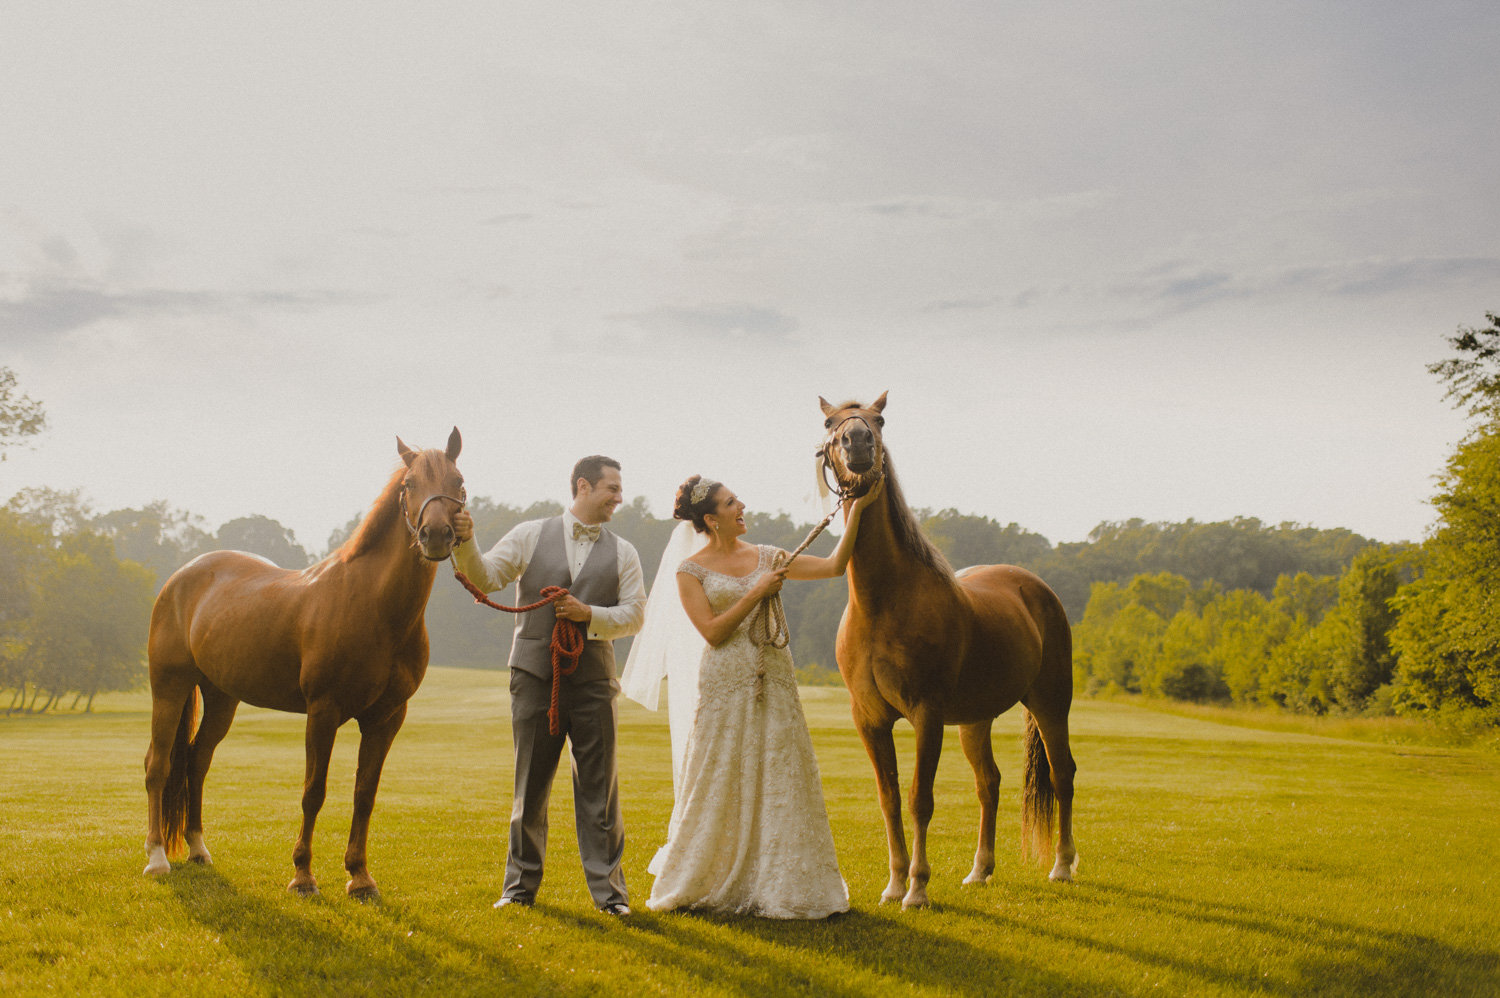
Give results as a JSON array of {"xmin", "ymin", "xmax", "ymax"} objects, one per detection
[{"xmin": 452, "ymin": 455, "xmax": 647, "ymax": 915}]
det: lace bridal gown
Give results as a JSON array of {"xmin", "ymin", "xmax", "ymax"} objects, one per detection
[{"xmin": 646, "ymin": 544, "xmax": 849, "ymax": 918}]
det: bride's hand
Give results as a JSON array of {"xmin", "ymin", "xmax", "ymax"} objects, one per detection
[
  {"xmin": 749, "ymin": 567, "xmax": 789, "ymax": 601},
  {"xmin": 852, "ymin": 479, "xmax": 883, "ymax": 512}
]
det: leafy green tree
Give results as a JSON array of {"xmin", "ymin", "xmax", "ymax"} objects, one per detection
[
  {"xmin": 1212, "ymin": 588, "xmax": 1293, "ymax": 704},
  {"xmin": 6, "ymin": 487, "xmax": 93, "ymax": 538},
  {"xmin": 17, "ymin": 532, "xmax": 155, "ymax": 712},
  {"xmin": 922, "ymin": 510, "xmax": 1051, "ymax": 569},
  {"xmin": 0, "ymin": 510, "xmax": 48, "ymax": 712},
  {"xmin": 0, "ymin": 367, "xmax": 46, "ymax": 461},
  {"xmin": 1327, "ymin": 547, "xmax": 1402, "ymax": 710},
  {"xmin": 94, "ymin": 501, "xmax": 212, "ymax": 589},
  {"xmin": 1260, "ymin": 614, "xmax": 1340, "ymax": 714},
  {"xmin": 1149, "ymin": 608, "xmax": 1224, "ymax": 701},
  {"xmin": 1271, "ymin": 572, "xmax": 1341, "ymax": 625},
  {"xmin": 1387, "ymin": 315, "xmax": 1500, "ymax": 724},
  {"xmin": 214, "ymin": 515, "xmax": 311, "ymax": 569}
]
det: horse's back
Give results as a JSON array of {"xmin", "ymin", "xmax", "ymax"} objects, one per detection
[
  {"xmin": 947, "ymin": 564, "xmax": 1070, "ymax": 720},
  {"xmin": 151, "ymin": 550, "xmax": 317, "ymax": 711}
]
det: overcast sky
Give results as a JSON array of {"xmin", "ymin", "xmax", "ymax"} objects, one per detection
[{"xmin": 3, "ymin": 2, "xmax": 1497, "ymax": 554}]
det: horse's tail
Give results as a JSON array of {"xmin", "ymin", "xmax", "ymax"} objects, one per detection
[
  {"xmin": 160, "ymin": 687, "xmax": 198, "ymax": 858},
  {"xmin": 1021, "ymin": 708, "xmax": 1055, "ymax": 865}
]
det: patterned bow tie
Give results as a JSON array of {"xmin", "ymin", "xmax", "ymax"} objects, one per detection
[{"xmin": 572, "ymin": 522, "xmax": 601, "ymax": 543}]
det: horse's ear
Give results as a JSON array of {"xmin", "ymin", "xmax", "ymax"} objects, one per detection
[
  {"xmin": 870, "ymin": 391, "xmax": 888, "ymax": 413},
  {"xmin": 446, "ymin": 427, "xmax": 462, "ymax": 462},
  {"xmin": 396, "ymin": 436, "xmax": 417, "ymax": 468},
  {"xmin": 818, "ymin": 396, "xmax": 836, "ymax": 417}
]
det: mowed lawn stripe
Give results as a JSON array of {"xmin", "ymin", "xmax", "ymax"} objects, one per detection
[{"xmin": 1, "ymin": 667, "xmax": 1495, "ymax": 997}]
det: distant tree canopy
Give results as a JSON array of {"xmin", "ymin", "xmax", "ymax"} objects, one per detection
[
  {"xmin": 1, "ymin": 509, "xmax": 155, "ymax": 713},
  {"xmin": 6, "ymin": 316, "xmax": 1494, "ymax": 730},
  {"xmin": 1072, "ymin": 547, "xmax": 1413, "ymax": 715},
  {"xmin": 1068, "ymin": 314, "xmax": 1500, "ymax": 731},
  {"xmin": 216, "ymin": 515, "xmax": 312, "ymax": 569},
  {"xmin": 0, "ymin": 366, "xmax": 46, "ymax": 461},
  {"xmin": 921, "ymin": 510, "xmax": 1374, "ymax": 624}
]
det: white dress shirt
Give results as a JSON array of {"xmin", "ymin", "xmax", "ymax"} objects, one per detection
[{"xmin": 452, "ymin": 509, "xmax": 647, "ymax": 642}]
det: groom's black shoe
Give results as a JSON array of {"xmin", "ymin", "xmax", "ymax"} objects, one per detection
[
  {"xmin": 493, "ymin": 896, "xmax": 534, "ymax": 910},
  {"xmin": 598, "ymin": 903, "xmax": 631, "ymax": 917}
]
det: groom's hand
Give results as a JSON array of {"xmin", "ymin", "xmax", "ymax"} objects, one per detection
[
  {"xmin": 554, "ymin": 594, "xmax": 593, "ymax": 623},
  {"xmin": 453, "ymin": 510, "xmax": 474, "ymax": 544}
]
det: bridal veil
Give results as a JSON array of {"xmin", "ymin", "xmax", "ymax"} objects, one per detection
[{"xmin": 620, "ymin": 520, "xmax": 708, "ymax": 788}]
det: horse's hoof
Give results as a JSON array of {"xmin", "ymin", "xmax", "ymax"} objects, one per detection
[
  {"xmin": 901, "ymin": 892, "xmax": 931, "ymax": 910},
  {"xmin": 347, "ymin": 882, "xmax": 381, "ymax": 903},
  {"xmin": 288, "ymin": 879, "xmax": 319, "ymax": 897},
  {"xmin": 185, "ymin": 834, "xmax": 211, "ymax": 866},
  {"xmin": 961, "ymin": 872, "xmax": 991, "ymax": 887},
  {"xmin": 1049, "ymin": 853, "xmax": 1079, "ymax": 882},
  {"xmin": 143, "ymin": 846, "xmax": 170, "ymax": 876}
]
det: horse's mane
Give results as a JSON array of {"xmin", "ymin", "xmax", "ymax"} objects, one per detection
[
  {"xmin": 829, "ymin": 399, "xmax": 953, "ymax": 579},
  {"xmin": 879, "ymin": 452, "xmax": 954, "ymax": 578},
  {"xmin": 337, "ymin": 464, "xmax": 407, "ymax": 562}
]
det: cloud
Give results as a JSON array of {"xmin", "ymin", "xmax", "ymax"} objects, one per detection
[
  {"xmin": 1107, "ymin": 256, "xmax": 1500, "ymax": 316},
  {"xmin": 0, "ymin": 275, "xmax": 365, "ymax": 340},
  {"xmin": 611, "ymin": 302, "xmax": 799, "ymax": 340},
  {"xmin": 921, "ymin": 296, "xmax": 1000, "ymax": 313},
  {"xmin": 866, "ymin": 190, "xmax": 1111, "ymax": 223}
]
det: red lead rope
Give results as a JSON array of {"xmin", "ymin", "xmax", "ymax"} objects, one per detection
[{"xmin": 451, "ymin": 569, "xmax": 585, "ymax": 736}]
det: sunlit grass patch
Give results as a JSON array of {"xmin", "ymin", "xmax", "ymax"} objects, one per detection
[{"xmin": 1, "ymin": 667, "xmax": 1497, "ymax": 997}]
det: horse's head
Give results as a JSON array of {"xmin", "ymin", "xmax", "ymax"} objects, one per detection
[
  {"xmin": 818, "ymin": 391, "xmax": 888, "ymax": 497},
  {"xmin": 396, "ymin": 427, "xmax": 465, "ymax": 562}
]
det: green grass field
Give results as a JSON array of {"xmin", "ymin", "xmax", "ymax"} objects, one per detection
[{"xmin": 2, "ymin": 667, "xmax": 1496, "ymax": 997}]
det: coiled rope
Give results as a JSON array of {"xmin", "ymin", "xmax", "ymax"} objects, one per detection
[
  {"xmin": 745, "ymin": 498, "xmax": 849, "ymax": 695},
  {"xmin": 451, "ymin": 570, "xmax": 584, "ymax": 736}
]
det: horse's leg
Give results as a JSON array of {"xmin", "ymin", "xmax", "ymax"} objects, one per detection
[
  {"xmin": 143, "ymin": 671, "xmax": 197, "ymax": 876},
  {"xmin": 344, "ymin": 701, "xmax": 407, "ymax": 901},
  {"xmin": 289, "ymin": 700, "xmax": 342, "ymax": 896},
  {"xmin": 856, "ymin": 717, "xmax": 908, "ymax": 904},
  {"xmin": 185, "ymin": 683, "xmax": 239, "ymax": 865},
  {"xmin": 959, "ymin": 720, "xmax": 1000, "ymax": 886},
  {"xmin": 903, "ymin": 707, "xmax": 944, "ymax": 909},
  {"xmin": 1026, "ymin": 698, "xmax": 1079, "ymax": 881}
]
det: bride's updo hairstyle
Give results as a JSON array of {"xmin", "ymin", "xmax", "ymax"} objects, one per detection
[{"xmin": 673, "ymin": 475, "xmax": 723, "ymax": 534}]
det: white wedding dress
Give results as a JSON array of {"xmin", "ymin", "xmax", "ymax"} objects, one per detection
[{"xmin": 644, "ymin": 544, "xmax": 849, "ymax": 918}]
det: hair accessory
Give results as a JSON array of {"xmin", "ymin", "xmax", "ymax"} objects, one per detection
[{"xmin": 691, "ymin": 479, "xmax": 719, "ymax": 506}]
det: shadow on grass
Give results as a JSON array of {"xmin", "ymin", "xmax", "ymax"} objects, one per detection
[
  {"xmin": 161, "ymin": 866, "xmax": 594, "ymax": 998},
  {"xmin": 546, "ymin": 905, "xmax": 1107, "ymax": 997},
  {"xmin": 1062, "ymin": 881, "xmax": 1500, "ymax": 998}
]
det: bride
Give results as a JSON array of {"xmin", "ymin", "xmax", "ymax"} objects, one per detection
[{"xmin": 621, "ymin": 475, "xmax": 877, "ymax": 918}]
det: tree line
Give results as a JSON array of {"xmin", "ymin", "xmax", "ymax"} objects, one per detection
[
  {"xmin": 3, "ymin": 316, "xmax": 1495, "ymax": 733},
  {"xmin": 1071, "ymin": 315, "xmax": 1500, "ymax": 731}
]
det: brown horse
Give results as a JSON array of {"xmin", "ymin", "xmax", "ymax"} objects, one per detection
[
  {"xmin": 142, "ymin": 429, "xmax": 466, "ymax": 898},
  {"xmin": 821, "ymin": 394, "xmax": 1078, "ymax": 909}
]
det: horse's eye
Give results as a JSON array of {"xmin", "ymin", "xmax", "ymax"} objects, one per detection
[
  {"xmin": 875, "ymin": 416, "xmax": 885, "ymax": 427},
  {"xmin": 824, "ymin": 418, "xmax": 833, "ymax": 429}
]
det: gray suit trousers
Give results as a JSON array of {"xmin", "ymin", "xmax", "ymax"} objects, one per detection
[{"xmin": 502, "ymin": 668, "xmax": 628, "ymax": 907}]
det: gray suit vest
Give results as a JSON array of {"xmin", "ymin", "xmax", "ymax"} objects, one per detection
[{"xmin": 508, "ymin": 516, "xmax": 620, "ymax": 684}]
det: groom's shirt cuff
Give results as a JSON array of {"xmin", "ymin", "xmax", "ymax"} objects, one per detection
[{"xmin": 586, "ymin": 539, "xmax": 648, "ymax": 642}]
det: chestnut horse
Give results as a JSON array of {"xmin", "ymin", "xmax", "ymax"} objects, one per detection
[
  {"xmin": 142, "ymin": 429, "xmax": 466, "ymax": 898},
  {"xmin": 822, "ymin": 394, "xmax": 1078, "ymax": 908}
]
